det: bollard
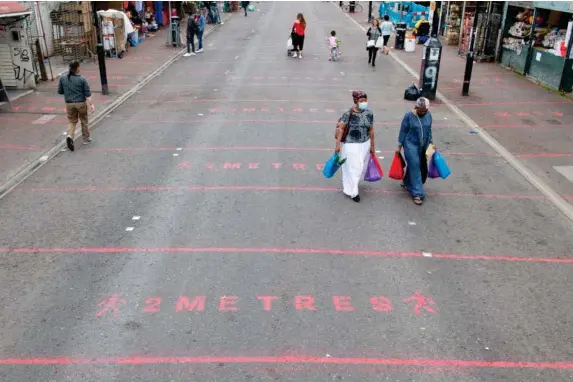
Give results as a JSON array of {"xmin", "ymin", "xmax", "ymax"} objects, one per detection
[
  {"xmin": 395, "ymin": 22, "xmax": 407, "ymax": 50},
  {"xmin": 349, "ymin": 1, "xmax": 355, "ymax": 13},
  {"xmin": 418, "ymin": 36, "xmax": 442, "ymax": 100}
]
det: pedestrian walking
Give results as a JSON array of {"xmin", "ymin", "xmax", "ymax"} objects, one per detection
[
  {"xmin": 195, "ymin": 10, "xmax": 205, "ymax": 52},
  {"xmin": 366, "ymin": 18, "xmax": 382, "ymax": 67},
  {"xmin": 184, "ymin": 12, "xmax": 197, "ymax": 56},
  {"xmin": 380, "ymin": 15, "xmax": 394, "ymax": 54},
  {"xmin": 57, "ymin": 60, "xmax": 94, "ymax": 152},
  {"xmin": 241, "ymin": 1, "xmax": 250, "ymax": 16},
  {"xmin": 291, "ymin": 13, "xmax": 306, "ymax": 59},
  {"xmin": 396, "ymin": 97, "xmax": 436, "ymax": 205},
  {"xmin": 335, "ymin": 91, "xmax": 376, "ymax": 203}
]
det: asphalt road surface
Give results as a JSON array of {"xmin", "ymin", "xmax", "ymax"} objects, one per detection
[{"xmin": 1, "ymin": 2, "xmax": 573, "ymax": 381}]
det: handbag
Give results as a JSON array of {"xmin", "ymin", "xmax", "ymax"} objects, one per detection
[
  {"xmin": 375, "ymin": 36, "xmax": 384, "ymax": 48},
  {"xmin": 323, "ymin": 152, "xmax": 346, "ymax": 179},
  {"xmin": 367, "ymin": 39, "xmax": 375, "ymax": 48},
  {"xmin": 287, "ymin": 37, "xmax": 293, "ymax": 49},
  {"xmin": 432, "ymin": 151, "xmax": 451, "ymax": 179},
  {"xmin": 389, "ymin": 152, "xmax": 405, "ymax": 180},
  {"xmin": 364, "ymin": 154, "xmax": 384, "ymax": 182},
  {"xmin": 428, "ymin": 154, "xmax": 440, "ymax": 179}
]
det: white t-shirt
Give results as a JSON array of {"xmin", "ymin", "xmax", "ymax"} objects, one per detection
[{"xmin": 381, "ymin": 21, "xmax": 394, "ymax": 36}]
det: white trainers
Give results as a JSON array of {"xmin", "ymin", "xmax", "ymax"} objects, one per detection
[
  {"xmin": 292, "ymin": 52, "xmax": 298, "ymax": 58},
  {"xmin": 298, "ymin": 52, "xmax": 302, "ymax": 59},
  {"xmin": 197, "ymin": 48, "xmax": 204, "ymax": 53},
  {"xmin": 183, "ymin": 52, "xmax": 196, "ymax": 57}
]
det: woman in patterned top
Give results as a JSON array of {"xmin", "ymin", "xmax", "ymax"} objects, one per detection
[{"xmin": 335, "ymin": 90, "xmax": 376, "ymax": 203}]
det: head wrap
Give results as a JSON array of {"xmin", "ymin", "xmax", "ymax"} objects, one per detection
[
  {"xmin": 352, "ymin": 90, "xmax": 367, "ymax": 104},
  {"xmin": 415, "ymin": 97, "xmax": 430, "ymax": 109}
]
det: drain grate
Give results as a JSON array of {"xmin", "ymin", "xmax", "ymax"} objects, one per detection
[
  {"xmin": 546, "ymin": 119, "xmax": 563, "ymax": 125},
  {"xmin": 521, "ymin": 118, "xmax": 536, "ymax": 125}
]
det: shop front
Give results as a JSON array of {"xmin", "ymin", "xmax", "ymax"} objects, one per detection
[
  {"xmin": 501, "ymin": 1, "xmax": 573, "ymax": 92},
  {"xmin": 457, "ymin": 1, "xmax": 504, "ymax": 61},
  {"xmin": 0, "ymin": 2, "xmax": 36, "ymax": 92}
]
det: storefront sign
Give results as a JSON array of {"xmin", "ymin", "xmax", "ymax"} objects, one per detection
[{"xmin": 533, "ymin": 1, "xmax": 573, "ymax": 12}]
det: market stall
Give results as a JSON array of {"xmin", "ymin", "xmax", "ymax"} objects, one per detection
[
  {"xmin": 500, "ymin": 2, "xmax": 535, "ymax": 73},
  {"xmin": 527, "ymin": 2, "xmax": 573, "ymax": 91}
]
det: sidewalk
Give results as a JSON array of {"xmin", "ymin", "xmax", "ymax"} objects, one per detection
[
  {"xmin": 0, "ymin": 14, "xmax": 232, "ymax": 196},
  {"xmin": 346, "ymin": 6, "xmax": 573, "ymax": 208}
]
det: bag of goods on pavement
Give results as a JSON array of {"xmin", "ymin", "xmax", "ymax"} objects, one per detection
[
  {"xmin": 287, "ymin": 37, "xmax": 293, "ymax": 50},
  {"xmin": 364, "ymin": 154, "xmax": 384, "ymax": 182},
  {"xmin": 432, "ymin": 151, "xmax": 451, "ymax": 179},
  {"xmin": 404, "ymin": 83, "xmax": 421, "ymax": 101},
  {"xmin": 389, "ymin": 152, "xmax": 406, "ymax": 180},
  {"xmin": 428, "ymin": 155, "xmax": 440, "ymax": 179},
  {"xmin": 323, "ymin": 153, "xmax": 347, "ymax": 179}
]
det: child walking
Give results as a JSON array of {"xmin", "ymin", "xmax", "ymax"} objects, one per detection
[{"xmin": 328, "ymin": 30, "xmax": 341, "ymax": 61}]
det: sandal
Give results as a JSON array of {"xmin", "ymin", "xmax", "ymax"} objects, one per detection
[{"xmin": 413, "ymin": 197, "xmax": 423, "ymax": 205}]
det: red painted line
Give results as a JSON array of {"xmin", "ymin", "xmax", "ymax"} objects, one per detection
[
  {"xmin": 0, "ymin": 145, "xmax": 42, "ymax": 150},
  {"xmin": 0, "ymin": 247, "xmax": 572, "ymax": 264},
  {"xmin": 19, "ymin": 185, "xmax": 547, "ymax": 200},
  {"xmin": 516, "ymin": 153, "xmax": 573, "ymax": 158},
  {"xmin": 0, "ymin": 355, "xmax": 571, "ymax": 369},
  {"xmin": 481, "ymin": 124, "xmax": 569, "ymax": 129},
  {"xmin": 85, "ymin": 146, "xmax": 498, "ymax": 157}
]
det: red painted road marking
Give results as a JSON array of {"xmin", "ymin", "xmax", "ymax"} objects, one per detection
[
  {"xmin": 95, "ymin": 292, "xmax": 435, "ymax": 316},
  {"xmin": 0, "ymin": 247, "xmax": 571, "ymax": 264},
  {"xmin": 83, "ymin": 146, "xmax": 573, "ymax": 158},
  {"xmin": 0, "ymin": 145, "xmax": 42, "ymax": 150},
  {"xmin": 0, "ymin": 355, "xmax": 571, "ymax": 369},
  {"xmin": 17, "ymin": 185, "xmax": 549, "ymax": 201}
]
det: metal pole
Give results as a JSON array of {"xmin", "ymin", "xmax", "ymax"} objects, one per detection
[
  {"xmin": 461, "ymin": 1, "xmax": 479, "ymax": 96},
  {"xmin": 168, "ymin": 1, "xmax": 172, "ymax": 44},
  {"xmin": 368, "ymin": 1, "xmax": 373, "ymax": 23},
  {"xmin": 431, "ymin": 1, "xmax": 440, "ymax": 37},
  {"xmin": 35, "ymin": 1, "xmax": 53, "ymax": 81},
  {"xmin": 437, "ymin": 1, "xmax": 444, "ymax": 36},
  {"xmin": 458, "ymin": 1, "xmax": 466, "ymax": 53},
  {"xmin": 91, "ymin": 2, "xmax": 108, "ymax": 95}
]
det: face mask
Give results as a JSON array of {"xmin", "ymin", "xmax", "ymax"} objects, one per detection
[{"xmin": 358, "ymin": 102, "xmax": 368, "ymax": 111}]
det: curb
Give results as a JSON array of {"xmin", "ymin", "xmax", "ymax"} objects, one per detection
[
  {"xmin": 337, "ymin": 4, "xmax": 573, "ymax": 225},
  {"xmin": 0, "ymin": 14, "xmax": 232, "ymax": 201}
]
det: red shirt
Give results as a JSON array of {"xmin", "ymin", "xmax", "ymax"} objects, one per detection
[{"xmin": 292, "ymin": 20, "xmax": 306, "ymax": 36}]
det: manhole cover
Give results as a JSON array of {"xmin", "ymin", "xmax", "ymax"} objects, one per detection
[
  {"xmin": 521, "ymin": 118, "xmax": 536, "ymax": 125},
  {"xmin": 546, "ymin": 119, "xmax": 563, "ymax": 125}
]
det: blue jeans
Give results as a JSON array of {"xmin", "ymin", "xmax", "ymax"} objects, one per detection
[{"xmin": 197, "ymin": 31, "xmax": 203, "ymax": 50}]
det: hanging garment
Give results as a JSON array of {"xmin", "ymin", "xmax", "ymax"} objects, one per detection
[
  {"xmin": 154, "ymin": 1, "xmax": 163, "ymax": 25},
  {"xmin": 341, "ymin": 140, "xmax": 371, "ymax": 198}
]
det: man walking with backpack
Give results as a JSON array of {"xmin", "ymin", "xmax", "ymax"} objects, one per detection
[{"xmin": 184, "ymin": 11, "xmax": 197, "ymax": 57}]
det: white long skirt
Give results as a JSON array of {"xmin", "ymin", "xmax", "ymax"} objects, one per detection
[{"xmin": 341, "ymin": 139, "xmax": 371, "ymax": 198}]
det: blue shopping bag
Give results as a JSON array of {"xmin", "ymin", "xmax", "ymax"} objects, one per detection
[
  {"xmin": 322, "ymin": 153, "xmax": 346, "ymax": 178},
  {"xmin": 432, "ymin": 151, "xmax": 451, "ymax": 179}
]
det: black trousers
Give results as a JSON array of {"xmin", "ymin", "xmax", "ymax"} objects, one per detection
[
  {"xmin": 292, "ymin": 33, "xmax": 305, "ymax": 52},
  {"xmin": 368, "ymin": 47, "xmax": 378, "ymax": 65},
  {"xmin": 187, "ymin": 33, "xmax": 195, "ymax": 53},
  {"xmin": 383, "ymin": 35, "xmax": 390, "ymax": 46}
]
